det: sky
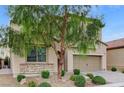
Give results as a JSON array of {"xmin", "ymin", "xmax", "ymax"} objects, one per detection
[{"xmin": 0, "ymin": 5, "xmax": 124, "ymax": 42}]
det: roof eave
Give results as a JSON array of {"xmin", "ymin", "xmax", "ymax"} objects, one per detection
[{"xmin": 107, "ymin": 46, "xmax": 124, "ymax": 50}]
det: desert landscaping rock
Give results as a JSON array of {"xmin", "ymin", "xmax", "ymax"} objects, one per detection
[
  {"xmin": 0, "ymin": 73, "xmax": 94, "ymax": 87},
  {"xmin": 1, "ymin": 71, "xmax": 124, "ymax": 87},
  {"xmin": 0, "ymin": 74, "xmax": 17, "ymax": 87}
]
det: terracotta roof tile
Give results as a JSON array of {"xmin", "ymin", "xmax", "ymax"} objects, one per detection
[{"xmin": 107, "ymin": 38, "xmax": 124, "ymax": 50}]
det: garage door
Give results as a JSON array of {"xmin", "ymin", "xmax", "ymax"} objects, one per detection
[{"xmin": 73, "ymin": 55, "xmax": 101, "ymax": 72}]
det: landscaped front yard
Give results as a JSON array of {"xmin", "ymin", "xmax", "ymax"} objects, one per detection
[
  {"xmin": 0, "ymin": 74, "xmax": 94, "ymax": 87},
  {"xmin": 0, "ymin": 70, "xmax": 107, "ymax": 87},
  {"xmin": 21, "ymin": 73, "xmax": 97, "ymax": 87},
  {"xmin": 2, "ymin": 70, "xmax": 124, "ymax": 87}
]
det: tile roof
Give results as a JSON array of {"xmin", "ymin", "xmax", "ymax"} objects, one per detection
[{"xmin": 107, "ymin": 38, "xmax": 124, "ymax": 50}]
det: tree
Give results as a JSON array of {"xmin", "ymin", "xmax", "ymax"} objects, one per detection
[
  {"xmin": 8, "ymin": 5, "xmax": 104, "ymax": 79},
  {"xmin": 0, "ymin": 26, "xmax": 9, "ymax": 47}
]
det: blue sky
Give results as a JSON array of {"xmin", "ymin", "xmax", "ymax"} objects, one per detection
[
  {"xmin": 0, "ymin": 5, "xmax": 9, "ymax": 26},
  {"xmin": 0, "ymin": 5, "xmax": 124, "ymax": 42},
  {"xmin": 91, "ymin": 5, "xmax": 124, "ymax": 42}
]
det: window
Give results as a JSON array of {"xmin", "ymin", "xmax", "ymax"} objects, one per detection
[
  {"xmin": 38, "ymin": 48, "xmax": 46, "ymax": 62},
  {"xmin": 27, "ymin": 47, "xmax": 46, "ymax": 62}
]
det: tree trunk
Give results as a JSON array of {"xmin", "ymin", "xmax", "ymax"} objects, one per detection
[
  {"xmin": 58, "ymin": 61, "xmax": 62, "ymax": 79},
  {"xmin": 57, "ymin": 6, "xmax": 67, "ymax": 79},
  {"xmin": 57, "ymin": 50, "xmax": 65, "ymax": 79}
]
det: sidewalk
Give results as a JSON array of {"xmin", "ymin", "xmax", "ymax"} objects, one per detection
[{"xmin": 98, "ymin": 82, "xmax": 124, "ymax": 87}]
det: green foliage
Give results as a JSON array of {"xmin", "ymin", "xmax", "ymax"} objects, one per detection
[
  {"xmin": 74, "ymin": 79, "xmax": 85, "ymax": 87},
  {"xmin": 70, "ymin": 75, "xmax": 86, "ymax": 87},
  {"xmin": 74, "ymin": 75, "xmax": 86, "ymax": 87},
  {"xmin": 92, "ymin": 76, "xmax": 106, "ymax": 85},
  {"xmin": 122, "ymin": 70, "xmax": 124, "ymax": 73},
  {"xmin": 8, "ymin": 6, "xmax": 104, "ymax": 57},
  {"xmin": 61, "ymin": 70, "xmax": 65, "ymax": 77},
  {"xmin": 41, "ymin": 70, "xmax": 50, "ymax": 79},
  {"xmin": 73, "ymin": 69, "xmax": 80, "ymax": 75},
  {"xmin": 86, "ymin": 73, "xmax": 94, "ymax": 79},
  {"xmin": 16, "ymin": 74, "xmax": 26, "ymax": 82},
  {"xmin": 0, "ymin": 26, "xmax": 9, "ymax": 47},
  {"xmin": 28, "ymin": 81, "xmax": 37, "ymax": 87},
  {"xmin": 8, "ymin": 6, "xmax": 104, "ymax": 79},
  {"xmin": 70, "ymin": 75, "xmax": 78, "ymax": 81},
  {"xmin": 75, "ymin": 75, "xmax": 85, "ymax": 81},
  {"xmin": 111, "ymin": 67, "xmax": 117, "ymax": 72},
  {"xmin": 70, "ymin": 75, "xmax": 85, "ymax": 81},
  {"xmin": 38, "ymin": 82, "xmax": 51, "ymax": 87}
]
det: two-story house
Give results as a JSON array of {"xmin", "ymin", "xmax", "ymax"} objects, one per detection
[{"xmin": 6, "ymin": 23, "xmax": 107, "ymax": 77}]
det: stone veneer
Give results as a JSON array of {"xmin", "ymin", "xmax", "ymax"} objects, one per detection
[{"xmin": 20, "ymin": 62, "xmax": 54, "ymax": 74}]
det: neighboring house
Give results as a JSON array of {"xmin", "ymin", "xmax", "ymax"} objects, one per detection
[
  {"xmin": 0, "ymin": 47, "xmax": 10, "ymax": 70},
  {"xmin": 7, "ymin": 24, "xmax": 107, "ymax": 77},
  {"xmin": 107, "ymin": 38, "xmax": 124, "ymax": 71}
]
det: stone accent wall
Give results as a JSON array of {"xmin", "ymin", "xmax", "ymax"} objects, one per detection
[{"xmin": 20, "ymin": 62, "xmax": 54, "ymax": 74}]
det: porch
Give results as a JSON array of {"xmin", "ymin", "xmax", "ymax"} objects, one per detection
[
  {"xmin": 0, "ymin": 59, "xmax": 12, "ymax": 74},
  {"xmin": 0, "ymin": 68, "xmax": 12, "ymax": 74}
]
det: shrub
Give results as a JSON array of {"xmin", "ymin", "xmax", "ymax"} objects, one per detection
[
  {"xmin": 38, "ymin": 82, "xmax": 51, "ymax": 87},
  {"xmin": 28, "ymin": 81, "xmax": 37, "ymax": 87},
  {"xmin": 61, "ymin": 70, "xmax": 65, "ymax": 77},
  {"xmin": 111, "ymin": 67, "xmax": 117, "ymax": 72},
  {"xmin": 16, "ymin": 74, "xmax": 26, "ymax": 82},
  {"xmin": 41, "ymin": 70, "xmax": 50, "ymax": 79},
  {"xmin": 73, "ymin": 69, "xmax": 80, "ymax": 75},
  {"xmin": 86, "ymin": 73, "xmax": 94, "ymax": 79},
  {"xmin": 75, "ymin": 75, "xmax": 85, "ymax": 81},
  {"xmin": 92, "ymin": 76, "xmax": 106, "ymax": 85},
  {"xmin": 122, "ymin": 70, "xmax": 124, "ymax": 73},
  {"xmin": 70, "ymin": 75, "xmax": 78, "ymax": 81},
  {"xmin": 74, "ymin": 75, "xmax": 86, "ymax": 87}
]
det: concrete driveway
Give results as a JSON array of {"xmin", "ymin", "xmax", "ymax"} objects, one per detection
[{"xmin": 82, "ymin": 71, "xmax": 124, "ymax": 83}]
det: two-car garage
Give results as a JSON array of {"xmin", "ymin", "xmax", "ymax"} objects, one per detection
[
  {"xmin": 66, "ymin": 43, "xmax": 107, "ymax": 72},
  {"xmin": 73, "ymin": 55, "xmax": 102, "ymax": 72}
]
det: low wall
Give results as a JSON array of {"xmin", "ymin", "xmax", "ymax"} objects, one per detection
[{"xmin": 20, "ymin": 62, "xmax": 54, "ymax": 74}]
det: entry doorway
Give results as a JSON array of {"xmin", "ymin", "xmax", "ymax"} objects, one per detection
[
  {"xmin": 0, "ymin": 57, "xmax": 11, "ymax": 69},
  {"xmin": 0, "ymin": 58, "xmax": 12, "ymax": 74}
]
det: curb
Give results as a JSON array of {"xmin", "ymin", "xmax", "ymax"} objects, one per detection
[{"xmin": 98, "ymin": 82, "xmax": 124, "ymax": 87}]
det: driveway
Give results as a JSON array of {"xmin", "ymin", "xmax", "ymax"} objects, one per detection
[{"xmin": 82, "ymin": 71, "xmax": 124, "ymax": 83}]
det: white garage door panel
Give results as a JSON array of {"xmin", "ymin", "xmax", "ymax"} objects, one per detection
[{"xmin": 73, "ymin": 55, "xmax": 101, "ymax": 72}]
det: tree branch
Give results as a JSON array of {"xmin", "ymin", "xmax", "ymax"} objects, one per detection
[{"xmin": 51, "ymin": 42, "xmax": 60, "ymax": 59}]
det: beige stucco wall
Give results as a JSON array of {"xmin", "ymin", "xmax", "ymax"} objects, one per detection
[
  {"xmin": 0, "ymin": 47, "xmax": 10, "ymax": 59},
  {"xmin": 66, "ymin": 44, "xmax": 107, "ymax": 72},
  {"xmin": 11, "ymin": 52, "xmax": 25, "ymax": 77},
  {"xmin": 107, "ymin": 48, "xmax": 124, "ymax": 71},
  {"xmin": 11, "ymin": 47, "xmax": 57, "ymax": 77},
  {"xmin": 11, "ymin": 43, "xmax": 107, "ymax": 77}
]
